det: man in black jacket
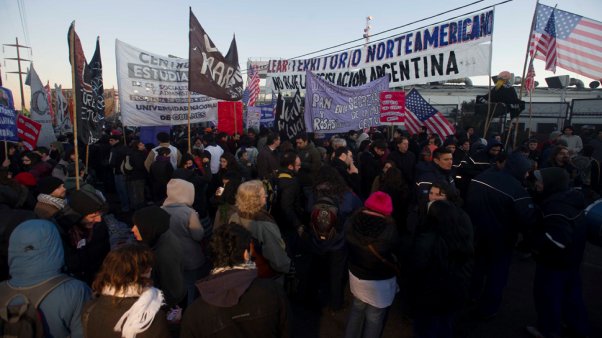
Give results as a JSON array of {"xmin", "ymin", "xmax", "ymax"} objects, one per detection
[
  {"xmin": 466, "ymin": 152, "xmax": 537, "ymax": 319},
  {"xmin": 388, "ymin": 136, "xmax": 416, "ymax": 192},
  {"xmin": 358, "ymin": 140, "xmax": 386, "ymax": 200},
  {"xmin": 330, "ymin": 146, "xmax": 360, "ymax": 196},
  {"xmin": 257, "ymin": 133, "xmax": 281, "ymax": 180},
  {"xmin": 273, "ymin": 150, "xmax": 304, "ymax": 238},
  {"xmin": 415, "ymin": 147, "xmax": 456, "ymax": 204},
  {"xmin": 108, "ymin": 135, "xmax": 129, "ymax": 212}
]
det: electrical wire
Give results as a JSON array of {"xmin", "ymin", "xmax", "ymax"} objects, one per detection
[{"xmin": 241, "ymin": 0, "xmax": 513, "ymax": 75}]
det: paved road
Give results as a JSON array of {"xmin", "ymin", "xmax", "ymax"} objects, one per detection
[{"xmin": 292, "ymin": 244, "xmax": 602, "ymax": 338}]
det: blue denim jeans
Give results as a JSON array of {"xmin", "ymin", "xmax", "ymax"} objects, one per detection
[
  {"xmin": 114, "ymin": 174, "xmax": 129, "ymax": 212},
  {"xmin": 344, "ymin": 297, "xmax": 389, "ymax": 338}
]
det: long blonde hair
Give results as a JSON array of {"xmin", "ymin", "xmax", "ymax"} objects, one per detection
[{"xmin": 235, "ymin": 180, "xmax": 266, "ymax": 215}]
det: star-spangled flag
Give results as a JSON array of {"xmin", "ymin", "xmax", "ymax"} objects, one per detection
[
  {"xmin": 525, "ymin": 59, "xmax": 536, "ymax": 94},
  {"xmin": 242, "ymin": 87, "xmax": 250, "ymax": 106},
  {"xmin": 404, "ymin": 89, "xmax": 454, "ymax": 137},
  {"xmin": 535, "ymin": 8, "xmax": 558, "ymax": 72},
  {"xmin": 247, "ymin": 67, "xmax": 261, "ymax": 107},
  {"xmin": 529, "ymin": 3, "xmax": 602, "ymax": 79}
]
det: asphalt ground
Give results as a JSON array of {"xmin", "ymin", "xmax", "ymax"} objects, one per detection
[{"xmin": 291, "ymin": 244, "xmax": 602, "ymax": 338}]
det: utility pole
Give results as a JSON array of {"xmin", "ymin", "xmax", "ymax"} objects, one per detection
[{"xmin": 3, "ymin": 37, "xmax": 31, "ymax": 111}]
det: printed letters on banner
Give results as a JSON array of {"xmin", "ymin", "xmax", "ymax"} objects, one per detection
[
  {"xmin": 246, "ymin": 106, "xmax": 261, "ymax": 132},
  {"xmin": 188, "ymin": 8, "xmax": 243, "ymax": 101},
  {"xmin": 25, "ymin": 65, "xmax": 57, "ymax": 147},
  {"xmin": 379, "ymin": 91, "xmax": 405, "ymax": 125},
  {"xmin": 0, "ymin": 106, "xmax": 18, "ymax": 141},
  {"xmin": 266, "ymin": 9, "xmax": 494, "ymax": 92},
  {"xmin": 304, "ymin": 71, "xmax": 389, "ymax": 134},
  {"xmin": 68, "ymin": 22, "xmax": 105, "ymax": 145},
  {"xmin": 116, "ymin": 40, "xmax": 218, "ymax": 126},
  {"xmin": 17, "ymin": 114, "xmax": 41, "ymax": 150},
  {"xmin": 276, "ymin": 88, "xmax": 305, "ymax": 140}
]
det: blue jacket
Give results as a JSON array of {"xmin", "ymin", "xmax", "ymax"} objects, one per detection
[
  {"xmin": 8, "ymin": 219, "xmax": 91, "ymax": 338},
  {"xmin": 533, "ymin": 189, "xmax": 587, "ymax": 269},
  {"xmin": 466, "ymin": 154, "xmax": 537, "ymax": 253}
]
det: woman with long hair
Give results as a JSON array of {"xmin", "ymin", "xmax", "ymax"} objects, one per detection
[
  {"xmin": 83, "ymin": 243, "xmax": 169, "ymax": 338},
  {"xmin": 228, "ymin": 180, "xmax": 290, "ymax": 278}
]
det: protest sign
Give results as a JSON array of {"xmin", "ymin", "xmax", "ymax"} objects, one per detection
[
  {"xmin": 116, "ymin": 39, "xmax": 218, "ymax": 126},
  {"xmin": 246, "ymin": 106, "xmax": 261, "ymax": 132},
  {"xmin": 277, "ymin": 88, "xmax": 305, "ymax": 140},
  {"xmin": 218, "ymin": 101, "xmax": 243, "ymax": 135},
  {"xmin": 17, "ymin": 114, "xmax": 41, "ymax": 150},
  {"xmin": 379, "ymin": 91, "xmax": 405, "ymax": 125},
  {"xmin": 304, "ymin": 71, "xmax": 388, "ymax": 134},
  {"xmin": 267, "ymin": 9, "xmax": 494, "ymax": 92},
  {"xmin": 0, "ymin": 106, "xmax": 18, "ymax": 141}
]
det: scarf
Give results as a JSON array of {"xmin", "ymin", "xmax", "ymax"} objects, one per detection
[
  {"xmin": 211, "ymin": 262, "xmax": 256, "ymax": 275},
  {"xmin": 102, "ymin": 286, "xmax": 165, "ymax": 338},
  {"xmin": 37, "ymin": 193, "xmax": 65, "ymax": 210}
]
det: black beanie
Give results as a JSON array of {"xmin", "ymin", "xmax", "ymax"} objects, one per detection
[
  {"xmin": 535, "ymin": 167, "xmax": 570, "ymax": 195},
  {"xmin": 37, "ymin": 177, "xmax": 64, "ymax": 195},
  {"xmin": 68, "ymin": 190, "xmax": 105, "ymax": 216},
  {"xmin": 133, "ymin": 206, "xmax": 170, "ymax": 247}
]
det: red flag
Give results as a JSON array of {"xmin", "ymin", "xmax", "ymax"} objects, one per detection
[
  {"xmin": 17, "ymin": 114, "xmax": 42, "ymax": 150},
  {"xmin": 217, "ymin": 101, "xmax": 243, "ymax": 135}
]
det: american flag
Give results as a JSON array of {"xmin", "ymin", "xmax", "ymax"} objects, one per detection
[
  {"xmin": 525, "ymin": 59, "xmax": 536, "ymax": 94},
  {"xmin": 529, "ymin": 3, "xmax": 602, "ymax": 80},
  {"xmin": 247, "ymin": 67, "xmax": 261, "ymax": 107},
  {"xmin": 536, "ymin": 8, "xmax": 558, "ymax": 72},
  {"xmin": 405, "ymin": 89, "xmax": 455, "ymax": 137}
]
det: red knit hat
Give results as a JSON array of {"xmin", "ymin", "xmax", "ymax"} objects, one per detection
[
  {"xmin": 364, "ymin": 191, "xmax": 393, "ymax": 216},
  {"xmin": 14, "ymin": 172, "xmax": 37, "ymax": 187}
]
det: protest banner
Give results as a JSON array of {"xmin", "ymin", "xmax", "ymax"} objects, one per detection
[
  {"xmin": 267, "ymin": 9, "xmax": 494, "ymax": 92},
  {"xmin": 0, "ymin": 87, "xmax": 15, "ymax": 110},
  {"xmin": 17, "ymin": 114, "xmax": 41, "ymax": 150},
  {"xmin": 246, "ymin": 106, "xmax": 261, "ymax": 132},
  {"xmin": 259, "ymin": 104, "xmax": 275, "ymax": 128},
  {"xmin": 277, "ymin": 88, "xmax": 305, "ymax": 140},
  {"xmin": 379, "ymin": 91, "xmax": 405, "ymax": 125},
  {"xmin": 0, "ymin": 106, "xmax": 18, "ymax": 141},
  {"xmin": 188, "ymin": 8, "xmax": 243, "ymax": 101},
  {"xmin": 25, "ymin": 65, "xmax": 57, "ymax": 147},
  {"xmin": 116, "ymin": 39, "xmax": 218, "ymax": 126},
  {"xmin": 304, "ymin": 71, "xmax": 388, "ymax": 134}
]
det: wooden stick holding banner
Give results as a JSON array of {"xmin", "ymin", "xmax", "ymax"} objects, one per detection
[
  {"xmin": 85, "ymin": 144, "xmax": 89, "ymax": 175},
  {"xmin": 483, "ymin": 6, "xmax": 498, "ymax": 139},
  {"xmin": 187, "ymin": 91, "xmax": 191, "ymax": 154},
  {"xmin": 527, "ymin": 90, "xmax": 534, "ymax": 139},
  {"xmin": 68, "ymin": 22, "xmax": 80, "ymax": 191}
]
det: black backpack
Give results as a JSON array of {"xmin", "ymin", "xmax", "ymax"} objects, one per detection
[
  {"xmin": 310, "ymin": 196, "xmax": 339, "ymax": 241},
  {"xmin": 0, "ymin": 275, "xmax": 72, "ymax": 338}
]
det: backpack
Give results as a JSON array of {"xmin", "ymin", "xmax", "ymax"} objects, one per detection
[
  {"xmin": 0, "ymin": 275, "xmax": 72, "ymax": 338},
  {"xmin": 309, "ymin": 196, "xmax": 339, "ymax": 241}
]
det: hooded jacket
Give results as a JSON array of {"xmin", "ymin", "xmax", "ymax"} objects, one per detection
[
  {"xmin": 134, "ymin": 207, "xmax": 186, "ymax": 308},
  {"xmin": 7, "ymin": 220, "xmax": 91, "ymax": 338},
  {"xmin": 180, "ymin": 268, "xmax": 289, "ymax": 338},
  {"xmin": 162, "ymin": 179, "xmax": 205, "ymax": 270},
  {"xmin": 467, "ymin": 153, "xmax": 537, "ymax": 253}
]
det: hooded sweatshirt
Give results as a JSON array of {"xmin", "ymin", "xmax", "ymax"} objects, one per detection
[
  {"xmin": 162, "ymin": 179, "xmax": 205, "ymax": 270},
  {"xmin": 133, "ymin": 206, "xmax": 186, "ymax": 308},
  {"xmin": 7, "ymin": 219, "xmax": 91, "ymax": 338},
  {"xmin": 180, "ymin": 268, "xmax": 289, "ymax": 338}
]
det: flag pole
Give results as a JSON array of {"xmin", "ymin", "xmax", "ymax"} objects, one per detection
[
  {"xmin": 69, "ymin": 22, "xmax": 80, "ymax": 191},
  {"xmin": 527, "ymin": 89, "xmax": 534, "ymax": 139},
  {"xmin": 187, "ymin": 91, "xmax": 191, "ymax": 154},
  {"xmin": 85, "ymin": 144, "xmax": 89, "ymax": 175},
  {"xmin": 519, "ymin": 0, "xmax": 540, "ymax": 100},
  {"xmin": 483, "ymin": 7, "xmax": 496, "ymax": 139}
]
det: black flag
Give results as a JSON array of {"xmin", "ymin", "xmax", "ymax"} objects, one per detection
[
  {"xmin": 68, "ymin": 22, "xmax": 104, "ymax": 144},
  {"xmin": 188, "ymin": 8, "xmax": 243, "ymax": 101},
  {"xmin": 277, "ymin": 89, "xmax": 305, "ymax": 140}
]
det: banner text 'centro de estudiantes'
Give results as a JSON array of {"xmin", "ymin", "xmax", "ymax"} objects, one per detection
[
  {"xmin": 115, "ymin": 40, "xmax": 218, "ymax": 127},
  {"xmin": 266, "ymin": 9, "xmax": 494, "ymax": 92}
]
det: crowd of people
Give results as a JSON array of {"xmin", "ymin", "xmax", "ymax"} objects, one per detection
[{"xmin": 0, "ymin": 122, "xmax": 601, "ymax": 338}]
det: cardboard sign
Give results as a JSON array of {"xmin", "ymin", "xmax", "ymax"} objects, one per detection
[{"xmin": 379, "ymin": 91, "xmax": 405, "ymax": 125}]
